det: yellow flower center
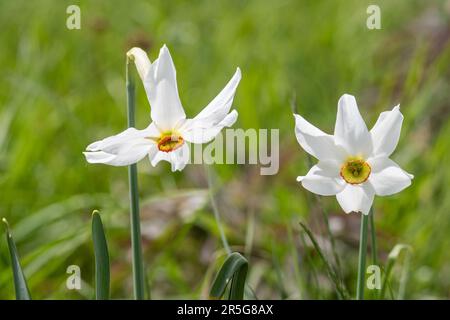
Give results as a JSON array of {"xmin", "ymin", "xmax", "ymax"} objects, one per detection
[
  {"xmin": 340, "ymin": 157, "xmax": 371, "ymax": 184},
  {"xmin": 157, "ymin": 132, "xmax": 184, "ymax": 153}
]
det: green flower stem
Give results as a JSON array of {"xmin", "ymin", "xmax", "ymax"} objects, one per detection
[
  {"xmin": 356, "ymin": 213, "xmax": 369, "ymax": 300},
  {"xmin": 126, "ymin": 59, "xmax": 145, "ymax": 300},
  {"xmin": 369, "ymin": 207, "xmax": 378, "ymax": 267}
]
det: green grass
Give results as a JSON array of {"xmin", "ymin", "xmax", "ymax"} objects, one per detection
[{"xmin": 1, "ymin": 0, "xmax": 450, "ymax": 299}]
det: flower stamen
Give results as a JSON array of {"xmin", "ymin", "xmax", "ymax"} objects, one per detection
[{"xmin": 340, "ymin": 157, "xmax": 371, "ymax": 184}]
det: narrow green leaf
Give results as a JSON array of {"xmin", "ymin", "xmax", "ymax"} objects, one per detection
[
  {"xmin": 229, "ymin": 266, "xmax": 248, "ymax": 300},
  {"xmin": 210, "ymin": 252, "xmax": 248, "ymax": 300},
  {"xmin": 2, "ymin": 218, "xmax": 31, "ymax": 300},
  {"xmin": 92, "ymin": 211, "xmax": 110, "ymax": 300}
]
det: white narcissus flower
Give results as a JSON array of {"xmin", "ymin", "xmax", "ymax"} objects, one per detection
[
  {"xmin": 84, "ymin": 45, "xmax": 241, "ymax": 171},
  {"xmin": 294, "ymin": 94, "xmax": 413, "ymax": 215}
]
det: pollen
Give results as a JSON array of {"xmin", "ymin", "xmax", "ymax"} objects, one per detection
[
  {"xmin": 157, "ymin": 132, "xmax": 184, "ymax": 153},
  {"xmin": 340, "ymin": 157, "xmax": 371, "ymax": 185}
]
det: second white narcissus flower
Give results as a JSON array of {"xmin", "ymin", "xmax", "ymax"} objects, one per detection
[
  {"xmin": 294, "ymin": 94, "xmax": 413, "ymax": 214},
  {"xmin": 84, "ymin": 45, "xmax": 241, "ymax": 171}
]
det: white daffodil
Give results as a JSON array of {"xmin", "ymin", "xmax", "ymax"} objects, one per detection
[
  {"xmin": 84, "ymin": 45, "xmax": 241, "ymax": 171},
  {"xmin": 294, "ymin": 94, "xmax": 413, "ymax": 215}
]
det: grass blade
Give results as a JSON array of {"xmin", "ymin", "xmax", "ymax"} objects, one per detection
[
  {"xmin": 210, "ymin": 252, "xmax": 248, "ymax": 300},
  {"xmin": 307, "ymin": 155, "xmax": 342, "ymax": 278},
  {"xmin": 380, "ymin": 244, "xmax": 412, "ymax": 299},
  {"xmin": 92, "ymin": 211, "xmax": 110, "ymax": 300},
  {"xmin": 244, "ymin": 284, "xmax": 258, "ymax": 300},
  {"xmin": 2, "ymin": 218, "xmax": 31, "ymax": 300},
  {"xmin": 271, "ymin": 242, "xmax": 288, "ymax": 299},
  {"xmin": 206, "ymin": 165, "xmax": 231, "ymax": 255},
  {"xmin": 299, "ymin": 221, "xmax": 349, "ymax": 299}
]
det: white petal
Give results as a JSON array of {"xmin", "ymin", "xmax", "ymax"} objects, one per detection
[
  {"xmin": 83, "ymin": 151, "xmax": 116, "ymax": 164},
  {"xmin": 179, "ymin": 68, "xmax": 241, "ymax": 144},
  {"xmin": 334, "ymin": 94, "xmax": 372, "ymax": 157},
  {"xmin": 149, "ymin": 148, "xmax": 171, "ymax": 167},
  {"xmin": 169, "ymin": 143, "xmax": 190, "ymax": 171},
  {"xmin": 127, "ymin": 47, "xmax": 151, "ymax": 82},
  {"xmin": 336, "ymin": 183, "xmax": 375, "ymax": 215},
  {"xmin": 144, "ymin": 45, "xmax": 186, "ymax": 131},
  {"xmin": 86, "ymin": 124, "xmax": 159, "ymax": 152},
  {"xmin": 298, "ymin": 161, "xmax": 345, "ymax": 196},
  {"xmin": 149, "ymin": 143, "xmax": 190, "ymax": 171},
  {"xmin": 370, "ymin": 105, "xmax": 403, "ymax": 157},
  {"xmin": 84, "ymin": 126, "xmax": 155, "ymax": 166},
  {"xmin": 182, "ymin": 110, "xmax": 238, "ymax": 144},
  {"xmin": 294, "ymin": 114, "xmax": 346, "ymax": 162},
  {"xmin": 195, "ymin": 68, "xmax": 241, "ymax": 120},
  {"xmin": 367, "ymin": 157, "xmax": 413, "ymax": 196}
]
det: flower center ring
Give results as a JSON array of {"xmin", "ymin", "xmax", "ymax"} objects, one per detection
[
  {"xmin": 340, "ymin": 157, "xmax": 371, "ymax": 184},
  {"xmin": 157, "ymin": 133, "xmax": 184, "ymax": 152}
]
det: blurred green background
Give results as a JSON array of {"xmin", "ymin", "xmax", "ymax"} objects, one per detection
[{"xmin": 1, "ymin": 0, "xmax": 449, "ymax": 299}]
